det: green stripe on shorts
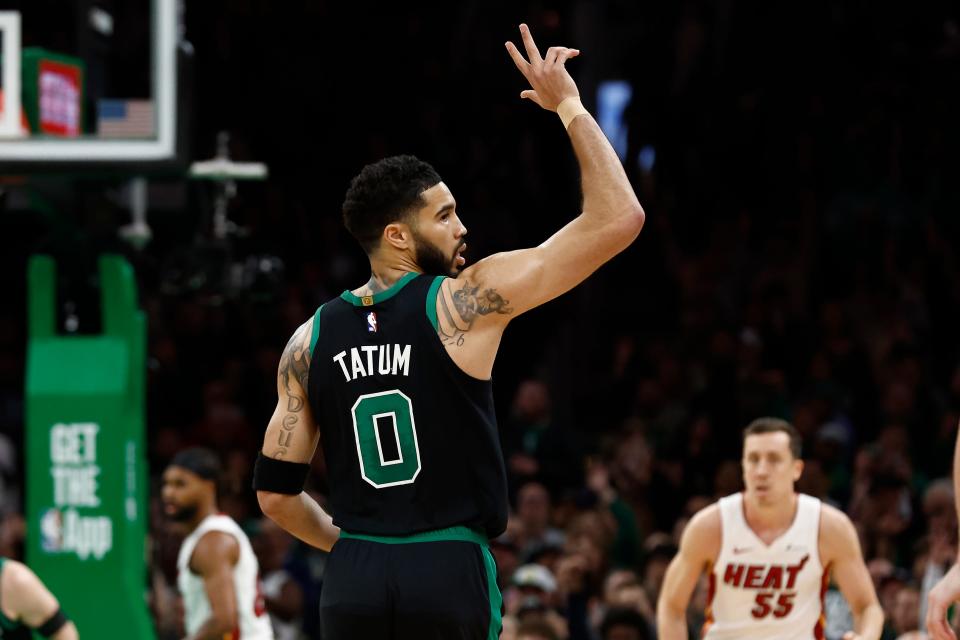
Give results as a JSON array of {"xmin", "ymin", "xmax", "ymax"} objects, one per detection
[
  {"xmin": 339, "ymin": 525, "xmax": 488, "ymax": 546},
  {"xmin": 481, "ymin": 544, "xmax": 503, "ymax": 640}
]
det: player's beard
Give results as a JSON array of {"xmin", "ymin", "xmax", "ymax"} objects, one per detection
[
  {"xmin": 413, "ymin": 231, "xmax": 463, "ymax": 277},
  {"xmin": 165, "ymin": 503, "xmax": 198, "ymax": 522}
]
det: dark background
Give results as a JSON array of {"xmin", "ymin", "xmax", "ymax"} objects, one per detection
[{"xmin": 2, "ymin": 2, "xmax": 960, "ymax": 639}]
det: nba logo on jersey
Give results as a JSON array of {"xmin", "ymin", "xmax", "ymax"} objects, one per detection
[{"xmin": 366, "ymin": 311, "xmax": 378, "ymax": 332}]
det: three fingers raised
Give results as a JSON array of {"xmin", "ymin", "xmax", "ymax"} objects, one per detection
[{"xmin": 505, "ymin": 24, "xmax": 580, "ymax": 75}]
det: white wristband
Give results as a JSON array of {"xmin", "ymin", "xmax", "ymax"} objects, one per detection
[{"xmin": 557, "ymin": 96, "xmax": 588, "ymax": 129}]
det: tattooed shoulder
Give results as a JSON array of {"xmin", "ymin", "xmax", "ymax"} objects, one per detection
[
  {"xmin": 272, "ymin": 318, "xmax": 313, "ymax": 459},
  {"xmin": 436, "ymin": 279, "xmax": 512, "ymax": 346},
  {"xmin": 278, "ymin": 318, "xmax": 313, "ymax": 396}
]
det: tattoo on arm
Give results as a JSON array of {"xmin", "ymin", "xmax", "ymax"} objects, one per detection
[
  {"xmin": 279, "ymin": 322, "xmax": 312, "ymax": 393},
  {"xmin": 451, "ymin": 285, "xmax": 512, "ymax": 321},
  {"xmin": 437, "ymin": 282, "xmax": 512, "ymax": 346},
  {"xmin": 274, "ymin": 321, "xmax": 312, "ymax": 458}
]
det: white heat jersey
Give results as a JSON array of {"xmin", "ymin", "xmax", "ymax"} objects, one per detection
[
  {"xmin": 176, "ymin": 514, "xmax": 274, "ymax": 639},
  {"xmin": 703, "ymin": 493, "xmax": 827, "ymax": 640}
]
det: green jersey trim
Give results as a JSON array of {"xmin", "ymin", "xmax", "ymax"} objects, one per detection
[
  {"xmin": 308, "ymin": 303, "xmax": 325, "ymax": 355},
  {"xmin": 482, "ymin": 545, "xmax": 504, "ymax": 640},
  {"xmin": 426, "ymin": 276, "xmax": 446, "ymax": 331},
  {"xmin": 339, "ymin": 525, "xmax": 488, "ymax": 546},
  {"xmin": 340, "ymin": 272, "xmax": 419, "ymax": 307}
]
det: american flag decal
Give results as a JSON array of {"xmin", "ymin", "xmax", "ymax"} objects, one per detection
[{"xmin": 97, "ymin": 99, "xmax": 155, "ymax": 138}]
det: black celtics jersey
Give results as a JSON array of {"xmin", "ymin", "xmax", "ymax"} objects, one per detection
[{"xmin": 306, "ymin": 272, "xmax": 508, "ymax": 538}]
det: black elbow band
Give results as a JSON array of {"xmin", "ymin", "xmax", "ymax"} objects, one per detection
[
  {"xmin": 252, "ymin": 451, "xmax": 310, "ymax": 495},
  {"xmin": 36, "ymin": 608, "xmax": 69, "ymax": 637}
]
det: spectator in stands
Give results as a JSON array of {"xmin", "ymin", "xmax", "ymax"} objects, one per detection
[
  {"xmin": 889, "ymin": 585, "xmax": 921, "ymax": 638},
  {"xmin": 513, "ymin": 481, "xmax": 567, "ymax": 563},
  {"xmin": 599, "ymin": 607, "xmax": 651, "ymax": 640}
]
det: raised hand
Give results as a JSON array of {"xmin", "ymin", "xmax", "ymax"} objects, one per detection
[{"xmin": 504, "ymin": 23, "xmax": 580, "ymax": 111}]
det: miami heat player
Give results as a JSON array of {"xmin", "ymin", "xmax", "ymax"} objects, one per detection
[{"xmin": 656, "ymin": 418, "xmax": 883, "ymax": 640}]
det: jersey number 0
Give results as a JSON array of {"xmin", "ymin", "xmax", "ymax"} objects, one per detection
[{"xmin": 351, "ymin": 390, "xmax": 422, "ymax": 488}]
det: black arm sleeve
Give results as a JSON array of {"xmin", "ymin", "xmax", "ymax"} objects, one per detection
[
  {"xmin": 252, "ymin": 451, "xmax": 310, "ymax": 495},
  {"xmin": 36, "ymin": 608, "xmax": 69, "ymax": 638}
]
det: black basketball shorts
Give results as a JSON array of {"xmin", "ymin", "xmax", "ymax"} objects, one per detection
[{"xmin": 319, "ymin": 526, "xmax": 503, "ymax": 639}]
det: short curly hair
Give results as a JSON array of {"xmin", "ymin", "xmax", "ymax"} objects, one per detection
[{"xmin": 342, "ymin": 155, "xmax": 442, "ymax": 253}]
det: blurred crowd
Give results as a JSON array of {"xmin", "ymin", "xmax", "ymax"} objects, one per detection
[{"xmin": 2, "ymin": 1, "xmax": 960, "ymax": 639}]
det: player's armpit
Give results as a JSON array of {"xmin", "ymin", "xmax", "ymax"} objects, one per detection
[
  {"xmin": 190, "ymin": 532, "xmax": 240, "ymax": 636},
  {"xmin": 262, "ymin": 317, "xmax": 320, "ymax": 463},
  {"xmin": 436, "ymin": 272, "xmax": 514, "ymax": 339}
]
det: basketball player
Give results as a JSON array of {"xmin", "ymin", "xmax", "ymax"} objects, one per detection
[
  {"xmin": 162, "ymin": 448, "xmax": 274, "ymax": 640},
  {"xmin": 926, "ymin": 422, "xmax": 960, "ymax": 640},
  {"xmin": 656, "ymin": 418, "xmax": 884, "ymax": 640},
  {"xmin": 253, "ymin": 22, "xmax": 645, "ymax": 640},
  {"xmin": 0, "ymin": 557, "xmax": 77, "ymax": 639}
]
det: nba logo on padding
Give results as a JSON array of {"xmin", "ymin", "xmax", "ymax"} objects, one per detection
[{"xmin": 367, "ymin": 311, "xmax": 378, "ymax": 332}]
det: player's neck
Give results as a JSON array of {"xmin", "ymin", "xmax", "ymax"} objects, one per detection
[
  {"xmin": 743, "ymin": 491, "xmax": 798, "ymax": 535},
  {"xmin": 359, "ymin": 257, "xmax": 421, "ymax": 294},
  {"xmin": 185, "ymin": 503, "xmax": 218, "ymax": 534}
]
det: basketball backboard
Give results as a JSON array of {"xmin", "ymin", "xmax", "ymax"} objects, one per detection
[{"xmin": 0, "ymin": 0, "xmax": 180, "ymax": 169}]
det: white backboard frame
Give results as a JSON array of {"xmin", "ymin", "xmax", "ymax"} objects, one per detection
[
  {"xmin": 0, "ymin": 11, "xmax": 24, "ymax": 138},
  {"xmin": 0, "ymin": 0, "xmax": 176, "ymax": 162}
]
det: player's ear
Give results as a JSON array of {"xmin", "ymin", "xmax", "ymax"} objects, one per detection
[
  {"xmin": 792, "ymin": 459, "xmax": 804, "ymax": 482},
  {"xmin": 383, "ymin": 222, "xmax": 411, "ymax": 250}
]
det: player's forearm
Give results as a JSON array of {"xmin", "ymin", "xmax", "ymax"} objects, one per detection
[
  {"xmin": 258, "ymin": 491, "xmax": 339, "ymax": 551},
  {"xmin": 852, "ymin": 601, "xmax": 884, "ymax": 640},
  {"xmin": 567, "ymin": 114, "xmax": 644, "ymax": 229},
  {"xmin": 656, "ymin": 604, "xmax": 690, "ymax": 640}
]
